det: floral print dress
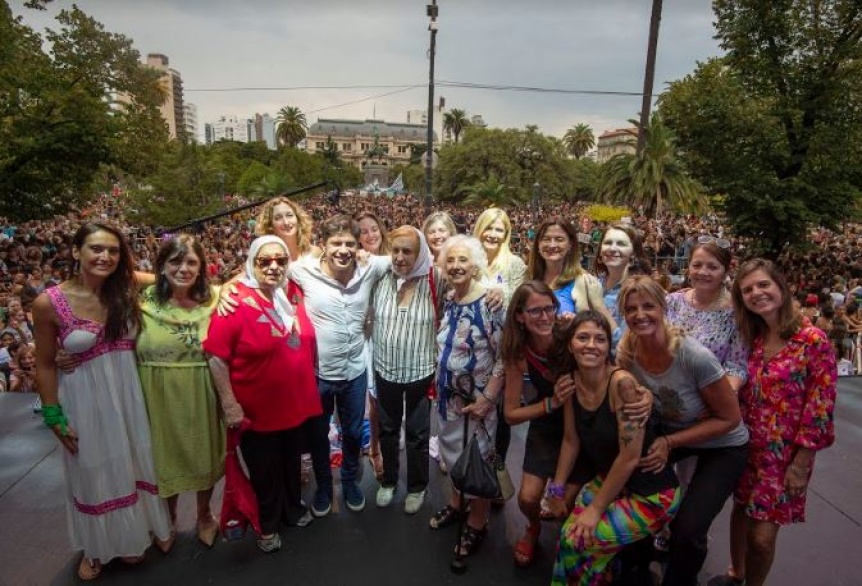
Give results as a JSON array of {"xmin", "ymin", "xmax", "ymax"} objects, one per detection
[{"xmin": 735, "ymin": 325, "xmax": 837, "ymax": 525}]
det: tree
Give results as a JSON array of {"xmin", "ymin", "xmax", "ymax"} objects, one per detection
[
  {"xmin": 596, "ymin": 113, "xmax": 706, "ymax": 216},
  {"xmin": 462, "ymin": 176, "xmax": 519, "ymax": 207},
  {"xmin": 275, "ymin": 106, "xmax": 308, "ymax": 149},
  {"xmin": 659, "ymin": 2, "xmax": 862, "ymax": 254},
  {"xmin": 442, "ymin": 108, "xmax": 471, "ymax": 143},
  {"xmin": 563, "ymin": 123, "xmax": 595, "ymax": 159},
  {"xmin": 0, "ymin": 3, "xmax": 168, "ymax": 220}
]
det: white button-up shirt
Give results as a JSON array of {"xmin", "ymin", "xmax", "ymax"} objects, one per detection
[{"xmin": 289, "ymin": 255, "xmax": 390, "ymax": 381}]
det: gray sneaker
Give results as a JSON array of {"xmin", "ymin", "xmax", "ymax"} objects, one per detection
[
  {"xmin": 404, "ymin": 490, "xmax": 425, "ymax": 515},
  {"xmin": 257, "ymin": 533, "xmax": 282, "ymax": 553},
  {"xmin": 376, "ymin": 485, "xmax": 395, "ymax": 507}
]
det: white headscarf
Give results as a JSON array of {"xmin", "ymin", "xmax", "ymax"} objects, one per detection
[
  {"xmin": 393, "ymin": 226, "xmax": 433, "ymax": 292},
  {"xmin": 242, "ymin": 235, "xmax": 295, "ymax": 332}
]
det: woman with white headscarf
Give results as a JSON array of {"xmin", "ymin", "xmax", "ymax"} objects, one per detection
[
  {"xmin": 371, "ymin": 226, "xmax": 445, "ymax": 514},
  {"xmin": 204, "ymin": 236, "xmax": 322, "ymax": 554}
]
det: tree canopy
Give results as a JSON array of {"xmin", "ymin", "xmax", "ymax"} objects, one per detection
[
  {"xmin": 660, "ymin": 1, "xmax": 862, "ymax": 254},
  {"xmin": 0, "ymin": 3, "xmax": 168, "ymax": 221},
  {"xmin": 442, "ymin": 108, "xmax": 471, "ymax": 143},
  {"xmin": 563, "ymin": 123, "xmax": 595, "ymax": 159},
  {"xmin": 275, "ymin": 106, "xmax": 308, "ymax": 149}
]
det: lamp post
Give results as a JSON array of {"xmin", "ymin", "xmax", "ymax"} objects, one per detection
[
  {"xmin": 424, "ymin": 0, "xmax": 438, "ymax": 216},
  {"xmin": 532, "ymin": 181, "xmax": 541, "ymax": 224}
]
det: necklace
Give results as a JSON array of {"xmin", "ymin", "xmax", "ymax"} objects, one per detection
[{"xmin": 687, "ymin": 287, "xmax": 728, "ymax": 311}]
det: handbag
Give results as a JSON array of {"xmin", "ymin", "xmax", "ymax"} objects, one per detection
[
  {"xmin": 492, "ymin": 449, "xmax": 515, "ymax": 501},
  {"xmin": 450, "ymin": 430, "xmax": 500, "ymax": 499},
  {"xmin": 220, "ymin": 419, "xmax": 262, "ymax": 540}
]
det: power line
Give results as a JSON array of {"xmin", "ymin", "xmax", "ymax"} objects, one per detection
[
  {"xmin": 438, "ymin": 80, "xmax": 641, "ymax": 97},
  {"xmin": 185, "ymin": 84, "xmax": 422, "ymax": 92},
  {"xmin": 305, "ymin": 86, "xmax": 423, "ymax": 115}
]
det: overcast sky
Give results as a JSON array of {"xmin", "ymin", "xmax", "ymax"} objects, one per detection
[{"xmin": 13, "ymin": 0, "xmax": 722, "ymax": 141}]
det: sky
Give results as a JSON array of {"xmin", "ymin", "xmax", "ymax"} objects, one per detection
[{"xmin": 12, "ymin": 0, "xmax": 722, "ymax": 142}]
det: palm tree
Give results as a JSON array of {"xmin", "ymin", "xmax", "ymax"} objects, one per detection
[
  {"xmin": 596, "ymin": 113, "xmax": 705, "ymax": 217},
  {"xmin": 275, "ymin": 106, "xmax": 308, "ymax": 148},
  {"xmin": 461, "ymin": 176, "xmax": 519, "ymax": 207},
  {"xmin": 563, "ymin": 123, "xmax": 595, "ymax": 159},
  {"xmin": 251, "ymin": 172, "xmax": 293, "ymax": 198},
  {"xmin": 443, "ymin": 108, "xmax": 470, "ymax": 143}
]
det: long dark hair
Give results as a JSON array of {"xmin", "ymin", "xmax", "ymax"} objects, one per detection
[
  {"xmin": 527, "ymin": 218, "xmax": 582, "ymax": 287},
  {"xmin": 501, "ymin": 280, "xmax": 559, "ymax": 365},
  {"xmin": 549, "ymin": 310, "xmax": 613, "ymax": 378},
  {"xmin": 732, "ymin": 258, "xmax": 801, "ymax": 346},
  {"xmin": 154, "ymin": 234, "xmax": 212, "ymax": 305},
  {"xmin": 72, "ymin": 223, "xmax": 141, "ymax": 342}
]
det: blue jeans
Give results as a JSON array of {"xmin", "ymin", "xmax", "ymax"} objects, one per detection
[{"xmin": 308, "ymin": 373, "xmax": 368, "ymax": 491}]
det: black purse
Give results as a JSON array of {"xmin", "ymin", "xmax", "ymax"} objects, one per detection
[{"xmin": 450, "ymin": 430, "xmax": 500, "ymax": 499}]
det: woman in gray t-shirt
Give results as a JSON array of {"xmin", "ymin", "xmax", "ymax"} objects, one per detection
[{"xmin": 616, "ymin": 275, "xmax": 749, "ymax": 586}]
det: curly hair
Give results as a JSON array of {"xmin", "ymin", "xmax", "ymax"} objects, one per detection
[{"xmin": 254, "ymin": 196, "xmax": 314, "ymax": 255}]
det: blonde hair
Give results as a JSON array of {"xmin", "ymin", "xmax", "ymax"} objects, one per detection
[
  {"xmin": 615, "ymin": 275, "xmax": 684, "ymax": 369},
  {"xmin": 354, "ymin": 211, "xmax": 391, "ymax": 255},
  {"xmin": 472, "ymin": 208, "xmax": 514, "ymax": 275},
  {"xmin": 422, "ymin": 212, "xmax": 457, "ymax": 241},
  {"xmin": 254, "ymin": 197, "xmax": 314, "ymax": 255}
]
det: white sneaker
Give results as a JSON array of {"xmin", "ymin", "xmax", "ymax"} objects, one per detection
[
  {"xmin": 376, "ymin": 485, "xmax": 395, "ymax": 507},
  {"xmin": 404, "ymin": 490, "xmax": 425, "ymax": 515}
]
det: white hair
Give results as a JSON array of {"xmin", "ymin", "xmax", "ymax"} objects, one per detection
[{"xmin": 436, "ymin": 234, "xmax": 488, "ymax": 277}]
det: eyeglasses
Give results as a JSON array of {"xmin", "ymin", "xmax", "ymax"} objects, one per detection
[
  {"xmin": 697, "ymin": 235, "xmax": 731, "ymax": 249},
  {"xmin": 255, "ymin": 256, "xmax": 289, "ymax": 268},
  {"xmin": 522, "ymin": 305, "xmax": 557, "ymax": 318}
]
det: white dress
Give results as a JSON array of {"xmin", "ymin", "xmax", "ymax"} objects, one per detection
[{"xmin": 46, "ymin": 287, "xmax": 171, "ymax": 561}]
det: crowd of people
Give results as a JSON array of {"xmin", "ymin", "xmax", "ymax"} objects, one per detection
[{"xmin": 0, "ymin": 190, "xmax": 846, "ymax": 584}]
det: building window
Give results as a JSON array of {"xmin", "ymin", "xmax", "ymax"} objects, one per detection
[
  {"xmin": 315, "ymin": 142, "xmax": 325, "ymax": 150},
  {"xmin": 361, "ymin": 143, "xmax": 369, "ymax": 151},
  {"xmin": 397, "ymin": 145, "xmax": 408, "ymax": 154},
  {"xmin": 343, "ymin": 143, "xmax": 352, "ymax": 151}
]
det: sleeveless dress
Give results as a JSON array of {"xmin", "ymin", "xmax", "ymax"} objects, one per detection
[
  {"xmin": 46, "ymin": 287, "xmax": 172, "ymax": 561},
  {"xmin": 136, "ymin": 285, "xmax": 225, "ymax": 498}
]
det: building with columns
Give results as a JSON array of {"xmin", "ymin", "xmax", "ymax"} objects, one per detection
[{"xmin": 305, "ymin": 118, "xmax": 435, "ymax": 170}]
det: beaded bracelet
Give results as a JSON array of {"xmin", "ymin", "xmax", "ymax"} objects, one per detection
[
  {"xmin": 42, "ymin": 403, "xmax": 69, "ymax": 436},
  {"xmin": 547, "ymin": 482, "xmax": 565, "ymax": 500}
]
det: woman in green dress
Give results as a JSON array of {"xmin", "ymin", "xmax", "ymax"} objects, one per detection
[{"xmin": 137, "ymin": 234, "xmax": 225, "ymax": 547}]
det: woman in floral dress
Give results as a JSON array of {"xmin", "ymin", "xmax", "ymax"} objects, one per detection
[{"xmin": 725, "ymin": 259, "xmax": 836, "ymax": 586}]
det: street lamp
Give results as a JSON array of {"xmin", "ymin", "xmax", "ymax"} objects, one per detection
[
  {"xmin": 532, "ymin": 181, "xmax": 541, "ymax": 224},
  {"xmin": 424, "ymin": 0, "xmax": 438, "ymax": 216}
]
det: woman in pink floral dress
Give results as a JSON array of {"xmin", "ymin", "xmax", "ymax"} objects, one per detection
[{"xmin": 726, "ymin": 258, "xmax": 837, "ymax": 586}]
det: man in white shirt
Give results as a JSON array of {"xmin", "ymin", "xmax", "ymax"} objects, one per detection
[{"xmin": 288, "ymin": 215, "xmax": 390, "ymax": 516}]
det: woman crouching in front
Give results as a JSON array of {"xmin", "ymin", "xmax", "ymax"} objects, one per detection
[{"xmin": 549, "ymin": 311, "xmax": 680, "ymax": 585}]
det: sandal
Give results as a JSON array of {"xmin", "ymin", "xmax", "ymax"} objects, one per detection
[
  {"xmin": 455, "ymin": 523, "xmax": 488, "ymax": 557},
  {"xmin": 429, "ymin": 505, "xmax": 462, "ymax": 530},
  {"xmin": 197, "ymin": 513, "xmax": 219, "ymax": 548},
  {"xmin": 77, "ymin": 557, "xmax": 102, "ymax": 581},
  {"xmin": 513, "ymin": 523, "xmax": 541, "ymax": 567}
]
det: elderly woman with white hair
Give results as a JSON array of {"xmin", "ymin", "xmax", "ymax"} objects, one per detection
[
  {"xmin": 428, "ymin": 235, "xmax": 505, "ymax": 559},
  {"xmin": 204, "ymin": 236, "xmax": 322, "ymax": 554},
  {"xmin": 371, "ymin": 226, "xmax": 445, "ymax": 514}
]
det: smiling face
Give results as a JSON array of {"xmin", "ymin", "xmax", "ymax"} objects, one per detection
[
  {"xmin": 480, "ymin": 219, "xmax": 507, "ymax": 255},
  {"xmin": 516, "ymin": 291, "xmax": 557, "ymax": 338},
  {"xmin": 538, "ymin": 225, "xmax": 571, "ymax": 264},
  {"xmin": 600, "ymin": 228, "xmax": 634, "ymax": 269},
  {"xmin": 164, "ymin": 249, "xmax": 201, "ymax": 294},
  {"xmin": 358, "ymin": 217, "xmax": 383, "ymax": 254},
  {"xmin": 739, "ymin": 269, "xmax": 783, "ymax": 322},
  {"xmin": 622, "ymin": 290, "xmax": 665, "ymax": 338},
  {"xmin": 324, "ymin": 231, "xmax": 358, "ymax": 274},
  {"xmin": 73, "ymin": 230, "xmax": 121, "ymax": 280},
  {"xmin": 569, "ymin": 320, "xmax": 610, "ymax": 369},
  {"xmin": 688, "ymin": 247, "xmax": 726, "ymax": 294},
  {"xmin": 252, "ymin": 243, "xmax": 289, "ymax": 289},
  {"xmin": 424, "ymin": 220, "xmax": 452, "ymax": 256},
  {"xmin": 445, "ymin": 245, "xmax": 477, "ymax": 289},
  {"xmin": 271, "ymin": 203, "xmax": 298, "ymax": 243},
  {"xmin": 391, "ymin": 235, "xmax": 418, "ymax": 277}
]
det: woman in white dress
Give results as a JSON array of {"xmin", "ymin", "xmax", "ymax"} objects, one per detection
[{"xmin": 33, "ymin": 223, "xmax": 172, "ymax": 581}]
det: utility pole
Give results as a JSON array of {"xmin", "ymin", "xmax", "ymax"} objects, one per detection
[
  {"xmin": 424, "ymin": 0, "xmax": 438, "ymax": 216},
  {"xmin": 637, "ymin": 0, "xmax": 663, "ymax": 154}
]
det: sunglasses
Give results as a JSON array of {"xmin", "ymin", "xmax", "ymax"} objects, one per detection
[
  {"xmin": 255, "ymin": 256, "xmax": 289, "ymax": 268},
  {"xmin": 522, "ymin": 305, "xmax": 557, "ymax": 318},
  {"xmin": 697, "ymin": 235, "xmax": 731, "ymax": 249}
]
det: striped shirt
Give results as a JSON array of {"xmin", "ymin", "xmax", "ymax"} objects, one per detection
[{"xmin": 372, "ymin": 267, "xmax": 445, "ymax": 384}]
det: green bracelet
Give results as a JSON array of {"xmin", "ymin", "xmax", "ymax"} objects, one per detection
[{"xmin": 42, "ymin": 403, "xmax": 69, "ymax": 436}]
